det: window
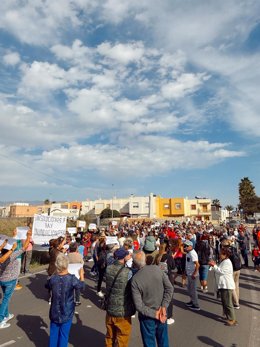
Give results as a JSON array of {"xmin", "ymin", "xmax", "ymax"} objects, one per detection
[
  {"xmin": 175, "ymin": 203, "xmax": 181, "ymax": 210},
  {"xmin": 164, "ymin": 204, "xmax": 170, "ymax": 209},
  {"xmin": 145, "ymin": 202, "xmax": 149, "ymax": 208},
  {"xmin": 133, "ymin": 202, "xmax": 139, "ymax": 208},
  {"xmin": 202, "ymin": 204, "xmax": 208, "ymax": 212},
  {"xmin": 191, "ymin": 204, "xmax": 196, "ymax": 210}
]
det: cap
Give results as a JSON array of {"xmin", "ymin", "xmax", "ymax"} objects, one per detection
[
  {"xmin": 114, "ymin": 247, "xmax": 129, "ymax": 260},
  {"xmin": 183, "ymin": 240, "xmax": 193, "ymax": 247}
]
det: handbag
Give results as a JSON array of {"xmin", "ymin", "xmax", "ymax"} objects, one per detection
[{"xmin": 100, "ymin": 266, "xmax": 125, "ymax": 310}]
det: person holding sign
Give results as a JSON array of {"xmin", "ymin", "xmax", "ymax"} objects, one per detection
[
  {"xmin": 0, "ymin": 230, "xmax": 32, "ymax": 329},
  {"xmin": 47, "ymin": 253, "xmax": 84, "ymax": 347}
]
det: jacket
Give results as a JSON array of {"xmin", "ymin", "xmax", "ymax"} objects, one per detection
[
  {"xmin": 212, "ymin": 258, "xmax": 235, "ymax": 290},
  {"xmin": 48, "ymin": 273, "xmax": 84, "ymax": 323},
  {"xmin": 105, "ymin": 261, "xmax": 135, "ymax": 317}
]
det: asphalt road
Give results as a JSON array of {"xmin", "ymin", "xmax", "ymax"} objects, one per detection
[{"xmin": 0, "ymin": 262, "xmax": 259, "ymax": 347}]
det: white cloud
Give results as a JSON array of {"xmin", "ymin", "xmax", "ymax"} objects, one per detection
[
  {"xmin": 162, "ymin": 73, "xmax": 210, "ymax": 99},
  {"xmin": 3, "ymin": 52, "xmax": 20, "ymax": 66},
  {"xmin": 97, "ymin": 41, "xmax": 145, "ymax": 65}
]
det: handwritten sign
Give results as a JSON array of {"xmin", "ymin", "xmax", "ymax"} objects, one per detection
[
  {"xmin": 76, "ymin": 220, "xmax": 86, "ymax": 228},
  {"xmin": 88, "ymin": 223, "xmax": 97, "ymax": 230},
  {"xmin": 15, "ymin": 226, "xmax": 29, "ymax": 240},
  {"xmin": 67, "ymin": 227, "xmax": 77, "ymax": 235},
  {"xmin": 106, "ymin": 236, "xmax": 119, "ymax": 245},
  {"xmin": 32, "ymin": 214, "xmax": 67, "ymax": 245}
]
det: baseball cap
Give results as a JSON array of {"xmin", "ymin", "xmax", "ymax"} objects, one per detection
[
  {"xmin": 183, "ymin": 240, "xmax": 193, "ymax": 247},
  {"xmin": 114, "ymin": 247, "xmax": 129, "ymax": 260}
]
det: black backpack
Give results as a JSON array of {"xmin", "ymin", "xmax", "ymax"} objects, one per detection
[{"xmin": 229, "ymin": 247, "xmax": 242, "ymax": 271}]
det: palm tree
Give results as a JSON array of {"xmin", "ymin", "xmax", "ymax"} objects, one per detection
[{"xmin": 225, "ymin": 205, "xmax": 234, "ymax": 220}]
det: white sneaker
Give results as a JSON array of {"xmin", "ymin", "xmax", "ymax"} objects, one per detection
[
  {"xmin": 90, "ymin": 271, "xmax": 97, "ymax": 276},
  {"xmin": 167, "ymin": 318, "xmax": 175, "ymax": 325},
  {"xmin": 0, "ymin": 321, "xmax": 10, "ymax": 329},
  {"xmin": 3, "ymin": 314, "xmax": 14, "ymax": 323},
  {"xmin": 88, "ymin": 258, "xmax": 94, "ymax": 262},
  {"xmin": 97, "ymin": 291, "xmax": 104, "ymax": 298},
  {"xmin": 203, "ymin": 287, "xmax": 208, "ymax": 293}
]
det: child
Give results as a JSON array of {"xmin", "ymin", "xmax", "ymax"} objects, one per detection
[
  {"xmin": 252, "ymin": 245, "xmax": 260, "ymax": 272},
  {"xmin": 48, "ymin": 253, "xmax": 84, "ymax": 347}
]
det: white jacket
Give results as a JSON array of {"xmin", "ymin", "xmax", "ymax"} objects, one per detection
[{"xmin": 212, "ymin": 258, "xmax": 235, "ymax": 290}]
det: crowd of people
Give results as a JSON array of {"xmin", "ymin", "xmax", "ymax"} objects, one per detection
[{"xmin": 0, "ymin": 219, "xmax": 260, "ymax": 347}]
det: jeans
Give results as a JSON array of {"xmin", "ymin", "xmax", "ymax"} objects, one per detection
[
  {"xmin": 139, "ymin": 314, "xmax": 169, "ymax": 347},
  {"xmin": 187, "ymin": 275, "xmax": 199, "ymax": 306},
  {"xmin": 49, "ymin": 319, "xmax": 72, "ymax": 347},
  {"xmin": 21, "ymin": 250, "xmax": 33, "ymax": 273},
  {"xmin": 0, "ymin": 279, "xmax": 17, "ymax": 322}
]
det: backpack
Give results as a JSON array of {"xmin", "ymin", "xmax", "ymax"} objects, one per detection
[{"xmin": 229, "ymin": 247, "xmax": 242, "ymax": 271}]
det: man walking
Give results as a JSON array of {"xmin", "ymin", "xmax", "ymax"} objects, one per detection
[
  {"xmin": 184, "ymin": 240, "xmax": 201, "ymax": 311},
  {"xmin": 105, "ymin": 247, "xmax": 135, "ymax": 347},
  {"xmin": 131, "ymin": 251, "xmax": 173, "ymax": 347}
]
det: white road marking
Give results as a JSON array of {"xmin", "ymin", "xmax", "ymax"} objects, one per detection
[{"xmin": 0, "ymin": 340, "xmax": 16, "ymax": 346}]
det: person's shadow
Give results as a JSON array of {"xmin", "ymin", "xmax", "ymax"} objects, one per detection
[
  {"xmin": 69, "ymin": 313, "xmax": 105, "ymax": 346},
  {"xmin": 26, "ymin": 273, "xmax": 50, "ymax": 302},
  {"xmin": 16, "ymin": 314, "xmax": 49, "ymax": 347}
]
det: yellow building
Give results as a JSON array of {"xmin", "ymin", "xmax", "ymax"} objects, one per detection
[
  {"xmin": 156, "ymin": 197, "xmax": 185, "ymax": 218},
  {"xmin": 9, "ymin": 204, "xmax": 41, "ymax": 218},
  {"xmin": 156, "ymin": 196, "xmax": 212, "ymax": 221}
]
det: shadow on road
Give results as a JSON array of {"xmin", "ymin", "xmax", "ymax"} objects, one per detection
[
  {"xmin": 198, "ymin": 336, "xmax": 225, "ymax": 347},
  {"xmin": 69, "ymin": 313, "xmax": 105, "ymax": 346},
  {"xmin": 26, "ymin": 273, "xmax": 50, "ymax": 302},
  {"xmin": 16, "ymin": 314, "xmax": 49, "ymax": 347}
]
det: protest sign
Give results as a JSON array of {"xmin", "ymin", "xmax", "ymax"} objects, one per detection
[
  {"xmin": 68, "ymin": 263, "xmax": 83, "ymax": 279},
  {"xmin": 3, "ymin": 238, "xmax": 17, "ymax": 250},
  {"xmin": 105, "ymin": 236, "xmax": 119, "ymax": 245},
  {"xmin": 0, "ymin": 235, "xmax": 8, "ymax": 247},
  {"xmin": 112, "ymin": 221, "xmax": 117, "ymax": 226},
  {"xmin": 76, "ymin": 220, "xmax": 86, "ymax": 228},
  {"xmin": 67, "ymin": 227, "xmax": 77, "ymax": 235},
  {"xmin": 15, "ymin": 226, "xmax": 29, "ymax": 240},
  {"xmin": 32, "ymin": 214, "xmax": 67, "ymax": 245},
  {"xmin": 88, "ymin": 223, "xmax": 97, "ymax": 230}
]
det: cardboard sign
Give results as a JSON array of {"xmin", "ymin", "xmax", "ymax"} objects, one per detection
[
  {"xmin": 77, "ymin": 220, "xmax": 86, "ymax": 228},
  {"xmin": 105, "ymin": 236, "xmax": 119, "ymax": 245},
  {"xmin": 15, "ymin": 226, "xmax": 29, "ymax": 240},
  {"xmin": 68, "ymin": 263, "xmax": 83, "ymax": 279},
  {"xmin": 3, "ymin": 237, "xmax": 17, "ymax": 250},
  {"xmin": 88, "ymin": 223, "xmax": 97, "ymax": 230},
  {"xmin": 32, "ymin": 214, "xmax": 67, "ymax": 245},
  {"xmin": 67, "ymin": 227, "xmax": 77, "ymax": 235}
]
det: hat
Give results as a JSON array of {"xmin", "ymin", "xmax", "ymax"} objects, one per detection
[
  {"xmin": 183, "ymin": 240, "xmax": 193, "ymax": 247},
  {"xmin": 114, "ymin": 247, "xmax": 129, "ymax": 260}
]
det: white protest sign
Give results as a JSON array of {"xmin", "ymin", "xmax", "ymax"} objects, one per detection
[
  {"xmin": 67, "ymin": 227, "xmax": 77, "ymax": 235},
  {"xmin": 0, "ymin": 235, "xmax": 8, "ymax": 247},
  {"xmin": 88, "ymin": 223, "xmax": 97, "ymax": 230},
  {"xmin": 76, "ymin": 220, "xmax": 86, "ymax": 228},
  {"xmin": 112, "ymin": 221, "xmax": 117, "ymax": 226},
  {"xmin": 15, "ymin": 226, "xmax": 29, "ymax": 240},
  {"xmin": 32, "ymin": 214, "xmax": 67, "ymax": 245},
  {"xmin": 106, "ymin": 236, "xmax": 119, "ymax": 245},
  {"xmin": 68, "ymin": 263, "xmax": 83, "ymax": 279},
  {"xmin": 3, "ymin": 238, "xmax": 17, "ymax": 250}
]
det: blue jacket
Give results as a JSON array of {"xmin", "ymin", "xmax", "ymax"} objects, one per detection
[{"xmin": 48, "ymin": 273, "xmax": 84, "ymax": 323}]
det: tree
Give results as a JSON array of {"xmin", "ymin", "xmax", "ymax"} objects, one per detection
[
  {"xmin": 225, "ymin": 205, "xmax": 234, "ymax": 220},
  {"xmin": 100, "ymin": 208, "xmax": 120, "ymax": 219},
  {"xmin": 44, "ymin": 199, "xmax": 51, "ymax": 205},
  {"xmin": 239, "ymin": 177, "xmax": 258, "ymax": 216},
  {"xmin": 212, "ymin": 199, "xmax": 221, "ymax": 210}
]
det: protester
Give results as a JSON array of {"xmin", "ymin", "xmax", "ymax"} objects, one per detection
[
  {"xmin": 195, "ymin": 233, "xmax": 211, "ymax": 293},
  {"xmin": 184, "ymin": 240, "xmax": 201, "ymax": 311},
  {"xmin": 47, "ymin": 253, "xmax": 85, "ymax": 347},
  {"xmin": 21, "ymin": 222, "xmax": 34, "ymax": 274},
  {"xmin": 0, "ymin": 230, "xmax": 32, "ymax": 329},
  {"xmin": 96, "ymin": 236, "xmax": 107, "ymax": 297},
  {"xmin": 209, "ymin": 247, "xmax": 237, "ymax": 326},
  {"xmin": 131, "ymin": 251, "xmax": 173, "ymax": 347},
  {"xmin": 105, "ymin": 247, "xmax": 135, "ymax": 347},
  {"xmin": 67, "ymin": 242, "xmax": 84, "ymax": 306}
]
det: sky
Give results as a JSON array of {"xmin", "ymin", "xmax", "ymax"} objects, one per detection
[{"xmin": 0, "ymin": 0, "xmax": 260, "ymax": 207}]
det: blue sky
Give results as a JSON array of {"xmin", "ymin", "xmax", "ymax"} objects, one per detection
[{"xmin": 0, "ymin": 0, "xmax": 259, "ymax": 207}]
